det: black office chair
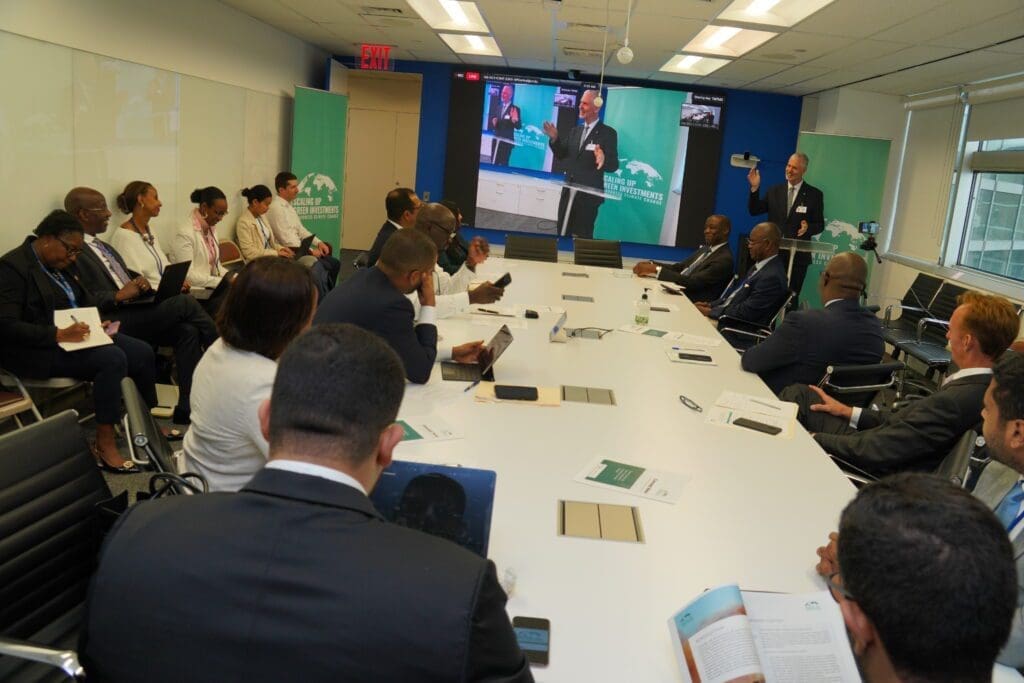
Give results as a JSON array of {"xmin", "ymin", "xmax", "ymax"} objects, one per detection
[
  {"xmin": 717, "ymin": 290, "xmax": 795, "ymax": 351},
  {"xmin": 935, "ymin": 425, "xmax": 989, "ymax": 491},
  {"xmin": 880, "ymin": 273, "xmax": 944, "ymax": 353},
  {"xmin": 121, "ymin": 378, "xmax": 207, "ymax": 497},
  {"xmin": 817, "ymin": 360, "xmax": 906, "ymax": 409},
  {"xmin": 0, "ymin": 411, "xmax": 123, "ymax": 682},
  {"xmin": 572, "ymin": 238, "xmax": 622, "ymax": 269},
  {"xmin": 503, "ymin": 234, "xmax": 558, "ymax": 263},
  {"xmin": 892, "ymin": 283, "xmax": 967, "ymax": 382},
  {"xmin": 352, "ymin": 252, "xmax": 369, "ymax": 270}
]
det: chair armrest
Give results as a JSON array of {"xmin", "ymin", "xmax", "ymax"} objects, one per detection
[
  {"xmin": 718, "ymin": 325, "xmax": 771, "ymax": 344},
  {"xmin": 717, "ymin": 314, "xmax": 772, "ymax": 336},
  {"xmin": 915, "ymin": 317, "xmax": 951, "ymax": 343},
  {"xmin": 884, "ymin": 303, "xmax": 928, "ymax": 325},
  {"xmin": 0, "ymin": 637, "xmax": 84, "ymax": 679},
  {"xmin": 828, "ymin": 455, "xmax": 879, "ymax": 485}
]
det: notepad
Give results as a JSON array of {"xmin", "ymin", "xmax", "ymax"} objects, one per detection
[
  {"xmin": 54, "ymin": 307, "xmax": 113, "ymax": 351},
  {"xmin": 559, "ymin": 500, "xmax": 644, "ymax": 543}
]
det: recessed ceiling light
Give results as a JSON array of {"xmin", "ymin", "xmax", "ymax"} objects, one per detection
[
  {"xmin": 682, "ymin": 24, "xmax": 777, "ymax": 58},
  {"xmin": 659, "ymin": 54, "xmax": 731, "ymax": 76},
  {"xmin": 439, "ymin": 33, "xmax": 502, "ymax": 57},
  {"xmin": 407, "ymin": 0, "xmax": 490, "ymax": 33},
  {"xmin": 717, "ymin": 0, "xmax": 836, "ymax": 28}
]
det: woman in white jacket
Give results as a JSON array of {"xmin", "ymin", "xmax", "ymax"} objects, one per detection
[{"xmin": 172, "ymin": 186, "xmax": 227, "ymax": 291}]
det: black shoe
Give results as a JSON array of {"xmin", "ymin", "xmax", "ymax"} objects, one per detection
[{"xmin": 172, "ymin": 407, "xmax": 191, "ymax": 425}]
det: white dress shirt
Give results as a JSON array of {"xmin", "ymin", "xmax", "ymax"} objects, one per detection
[
  {"xmin": 264, "ymin": 459, "xmax": 366, "ymax": 495},
  {"xmin": 265, "ymin": 195, "xmax": 319, "ymax": 249},
  {"xmin": 656, "ymin": 241, "xmax": 725, "ymax": 277},
  {"xmin": 408, "ymin": 262, "xmax": 476, "ymax": 320},
  {"xmin": 183, "ymin": 339, "xmax": 276, "ymax": 492},
  {"xmin": 105, "ymin": 226, "xmax": 171, "ymax": 289}
]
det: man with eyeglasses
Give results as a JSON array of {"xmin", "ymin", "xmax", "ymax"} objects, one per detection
[
  {"xmin": 366, "ymin": 188, "xmax": 422, "ymax": 268},
  {"xmin": 814, "ymin": 473, "xmax": 1016, "ymax": 683},
  {"xmin": 411, "ymin": 203, "xmax": 503, "ymax": 319},
  {"xmin": 65, "ymin": 187, "xmax": 218, "ymax": 425}
]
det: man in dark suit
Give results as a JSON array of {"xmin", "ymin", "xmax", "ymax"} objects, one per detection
[
  {"xmin": 488, "ymin": 84, "xmax": 521, "ymax": 166},
  {"xmin": 695, "ymin": 222, "xmax": 788, "ymax": 329},
  {"xmin": 0, "ymin": 210, "xmax": 155, "ymax": 472},
  {"xmin": 366, "ymin": 187, "xmax": 422, "ymax": 268},
  {"xmin": 747, "ymin": 152, "xmax": 824, "ymax": 303},
  {"xmin": 64, "ymin": 187, "xmax": 217, "ymax": 425},
  {"xmin": 741, "ymin": 252, "xmax": 883, "ymax": 394},
  {"xmin": 81, "ymin": 324, "xmax": 533, "ymax": 683},
  {"xmin": 632, "ymin": 214, "xmax": 734, "ymax": 302},
  {"xmin": 543, "ymin": 89, "xmax": 619, "ymax": 239},
  {"xmin": 813, "ymin": 473, "xmax": 1016, "ymax": 683},
  {"xmin": 781, "ymin": 291, "xmax": 1020, "ymax": 477},
  {"xmin": 314, "ymin": 228, "xmax": 484, "ymax": 384}
]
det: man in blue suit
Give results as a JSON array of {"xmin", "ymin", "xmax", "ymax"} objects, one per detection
[
  {"xmin": 314, "ymin": 228, "xmax": 483, "ymax": 384},
  {"xmin": 741, "ymin": 252, "xmax": 883, "ymax": 394},
  {"xmin": 695, "ymin": 221, "xmax": 788, "ymax": 326}
]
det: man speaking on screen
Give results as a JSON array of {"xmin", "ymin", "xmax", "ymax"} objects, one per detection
[
  {"xmin": 487, "ymin": 84, "xmax": 521, "ymax": 167},
  {"xmin": 543, "ymin": 89, "xmax": 619, "ymax": 239}
]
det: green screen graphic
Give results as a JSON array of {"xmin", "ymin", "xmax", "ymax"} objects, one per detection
[{"xmin": 291, "ymin": 87, "xmax": 348, "ymax": 247}]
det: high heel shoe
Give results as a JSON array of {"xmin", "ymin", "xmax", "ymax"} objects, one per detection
[{"xmin": 91, "ymin": 442, "xmax": 141, "ymax": 475}]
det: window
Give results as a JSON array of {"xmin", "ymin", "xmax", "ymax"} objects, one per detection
[{"xmin": 953, "ymin": 139, "xmax": 1024, "ymax": 283}]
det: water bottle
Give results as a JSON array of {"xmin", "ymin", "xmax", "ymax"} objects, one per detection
[{"xmin": 635, "ymin": 287, "xmax": 651, "ymax": 325}]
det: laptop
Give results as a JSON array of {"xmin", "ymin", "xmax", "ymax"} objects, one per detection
[
  {"xmin": 293, "ymin": 234, "xmax": 316, "ymax": 259},
  {"xmin": 191, "ymin": 272, "xmax": 231, "ymax": 301},
  {"xmin": 121, "ymin": 260, "xmax": 191, "ymax": 306},
  {"xmin": 441, "ymin": 324, "xmax": 513, "ymax": 382},
  {"xmin": 369, "ymin": 460, "xmax": 497, "ymax": 557}
]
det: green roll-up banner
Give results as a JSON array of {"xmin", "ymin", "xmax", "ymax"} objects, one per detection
[
  {"xmin": 797, "ymin": 132, "xmax": 891, "ymax": 308},
  {"xmin": 291, "ymin": 87, "xmax": 348, "ymax": 247},
  {"xmin": 507, "ymin": 84, "xmax": 558, "ymax": 170},
  {"xmin": 596, "ymin": 88, "xmax": 692, "ymax": 244}
]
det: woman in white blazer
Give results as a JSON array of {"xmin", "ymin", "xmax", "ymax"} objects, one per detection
[
  {"xmin": 172, "ymin": 186, "xmax": 227, "ymax": 290},
  {"xmin": 234, "ymin": 185, "xmax": 294, "ymax": 263},
  {"xmin": 107, "ymin": 180, "xmax": 174, "ymax": 290}
]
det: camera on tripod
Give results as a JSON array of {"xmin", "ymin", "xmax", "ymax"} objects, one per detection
[{"xmin": 858, "ymin": 221, "xmax": 881, "ymax": 264}]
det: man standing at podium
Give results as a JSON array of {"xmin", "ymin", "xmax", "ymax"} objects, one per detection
[
  {"xmin": 747, "ymin": 152, "xmax": 824, "ymax": 303},
  {"xmin": 543, "ymin": 89, "xmax": 619, "ymax": 239},
  {"xmin": 487, "ymin": 84, "xmax": 521, "ymax": 167}
]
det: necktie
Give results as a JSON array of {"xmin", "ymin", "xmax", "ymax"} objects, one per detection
[
  {"xmin": 994, "ymin": 483, "xmax": 1024, "ymax": 531},
  {"xmin": 721, "ymin": 266, "xmax": 759, "ymax": 307},
  {"xmin": 681, "ymin": 247, "xmax": 710, "ymax": 276},
  {"xmin": 579, "ymin": 124, "xmax": 591, "ymax": 151},
  {"xmin": 94, "ymin": 240, "xmax": 132, "ymax": 287},
  {"xmin": 787, "ymin": 185, "xmax": 796, "ymax": 214}
]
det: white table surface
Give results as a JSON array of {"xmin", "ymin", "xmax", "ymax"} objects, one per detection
[{"xmin": 392, "ymin": 257, "xmax": 1015, "ymax": 682}]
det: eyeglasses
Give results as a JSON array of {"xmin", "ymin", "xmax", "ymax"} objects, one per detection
[
  {"xmin": 826, "ymin": 572, "xmax": 855, "ymax": 602},
  {"xmin": 425, "ymin": 221, "xmax": 456, "ymax": 240},
  {"xmin": 83, "ymin": 206, "xmax": 110, "ymax": 214},
  {"xmin": 56, "ymin": 237, "xmax": 82, "ymax": 257}
]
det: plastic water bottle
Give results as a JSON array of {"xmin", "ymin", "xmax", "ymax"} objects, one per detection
[{"xmin": 635, "ymin": 288, "xmax": 651, "ymax": 325}]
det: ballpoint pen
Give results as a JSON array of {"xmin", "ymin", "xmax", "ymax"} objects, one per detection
[
  {"xmin": 678, "ymin": 394, "xmax": 702, "ymax": 412},
  {"xmin": 464, "ymin": 379, "xmax": 481, "ymax": 393}
]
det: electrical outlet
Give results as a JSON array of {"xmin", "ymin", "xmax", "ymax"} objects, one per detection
[{"xmin": 422, "ymin": 191, "xmax": 430, "ymax": 201}]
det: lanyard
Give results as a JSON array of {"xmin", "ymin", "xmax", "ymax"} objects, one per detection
[
  {"xmin": 32, "ymin": 244, "xmax": 78, "ymax": 308},
  {"xmin": 256, "ymin": 216, "xmax": 271, "ymax": 248}
]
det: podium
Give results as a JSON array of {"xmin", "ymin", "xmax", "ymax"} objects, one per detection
[
  {"xmin": 558, "ymin": 182, "xmax": 622, "ymax": 237},
  {"xmin": 780, "ymin": 237, "xmax": 835, "ymax": 284},
  {"xmin": 480, "ymin": 132, "xmax": 519, "ymax": 165}
]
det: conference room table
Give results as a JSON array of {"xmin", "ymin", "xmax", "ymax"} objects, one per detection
[{"xmin": 392, "ymin": 256, "xmax": 1016, "ymax": 682}]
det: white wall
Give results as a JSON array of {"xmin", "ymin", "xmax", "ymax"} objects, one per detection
[{"xmin": 0, "ymin": 0, "xmax": 326, "ymax": 252}]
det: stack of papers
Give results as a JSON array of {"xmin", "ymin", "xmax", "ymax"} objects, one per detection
[{"xmin": 704, "ymin": 391, "xmax": 798, "ymax": 438}]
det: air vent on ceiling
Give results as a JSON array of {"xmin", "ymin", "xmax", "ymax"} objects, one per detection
[
  {"xmin": 362, "ymin": 6, "xmax": 405, "ymax": 16},
  {"xmin": 562, "ymin": 46, "xmax": 604, "ymax": 58},
  {"xmin": 564, "ymin": 21, "xmax": 609, "ymax": 33}
]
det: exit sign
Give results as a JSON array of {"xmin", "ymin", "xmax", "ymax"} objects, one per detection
[{"xmin": 360, "ymin": 44, "xmax": 392, "ymax": 71}]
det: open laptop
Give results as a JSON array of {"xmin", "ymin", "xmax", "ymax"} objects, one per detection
[
  {"xmin": 191, "ymin": 271, "xmax": 231, "ymax": 301},
  {"xmin": 441, "ymin": 324, "xmax": 513, "ymax": 382},
  {"xmin": 121, "ymin": 260, "xmax": 191, "ymax": 306},
  {"xmin": 369, "ymin": 460, "xmax": 497, "ymax": 557},
  {"xmin": 293, "ymin": 234, "xmax": 316, "ymax": 260}
]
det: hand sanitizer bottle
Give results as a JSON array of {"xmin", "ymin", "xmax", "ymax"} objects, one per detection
[{"xmin": 635, "ymin": 288, "xmax": 651, "ymax": 325}]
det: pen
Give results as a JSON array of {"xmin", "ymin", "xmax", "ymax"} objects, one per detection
[
  {"xmin": 678, "ymin": 394, "xmax": 702, "ymax": 412},
  {"xmin": 70, "ymin": 315, "xmax": 80, "ymax": 324},
  {"xmin": 464, "ymin": 380, "xmax": 480, "ymax": 393},
  {"xmin": 473, "ymin": 310, "xmax": 514, "ymax": 318},
  {"xmin": 750, "ymin": 398, "xmax": 781, "ymax": 411}
]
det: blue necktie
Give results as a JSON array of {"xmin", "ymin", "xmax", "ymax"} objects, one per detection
[
  {"xmin": 95, "ymin": 240, "xmax": 132, "ymax": 286},
  {"xmin": 994, "ymin": 482, "xmax": 1024, "ymax": 531}
]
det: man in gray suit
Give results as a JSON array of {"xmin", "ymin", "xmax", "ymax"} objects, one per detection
[
  {"xmin": 781, "ymin": 291, "xmax": 1020, "ymax": 477},
  {"xmin": 973, "ymin": 351, "xmax": 1024, "ymax": 668}
]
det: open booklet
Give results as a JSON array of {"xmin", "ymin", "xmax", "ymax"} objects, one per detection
[{"xmin": 668, "ymin": 584, "xmax": 860, "ymax": 683}]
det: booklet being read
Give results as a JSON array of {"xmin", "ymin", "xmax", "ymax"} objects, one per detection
[{"xmin": 668, "ymin": 584, "xmax": 860, "ymax": 683}]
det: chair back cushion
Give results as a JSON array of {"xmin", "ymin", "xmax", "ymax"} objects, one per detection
[
  {"xmin": 503, "ymin": 235, "xmax": 557, "ymax": 263},
  {"xmin": 573, "ymin": 238, "xmax": 622, "ymax": 269}
]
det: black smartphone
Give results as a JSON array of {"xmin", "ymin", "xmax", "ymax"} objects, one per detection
[
  {"xmin": 513, "ymin": 616, "xmax": 550, "ymax": 666},
  {"xmin": 494, "ymin": 384, "xmax": 538, "ymax": 401},
  {"xmin": 660, "ymin": 284, "xmax": 683, "ymax": 296},
  {"xmin": 494, "ymin": 272, "xmax": 512, "ymax": 288},
  {"xmin": 677, "ymin": 352, "xmax": 713, "ymax": 363},
  {"xmin": 733, "ymin": 417, "xmax": 782, "ymax": 435}
]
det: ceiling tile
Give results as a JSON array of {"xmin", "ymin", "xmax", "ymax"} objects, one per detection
[
  {"xmin": 926, "ymin": 8, "xmax": 1024, "ymax": 51},
  {"xmin": 794, "ymin": 0, "xmax": 943, "ymax": 39},
  {"xmin": 742, "ymin": 31, "xmax": 854, "ymax": 65},
  {"xmin": 852, "ymin": 44, "xmax": 962, "ymax": 75},
  {"xmin": 802, "ymin": 39, "xmax": 910, "ymax": 70},
  {"xmin": 872, "ymin": 0, "xmax": 1024, "ymax": 44},
  {"xmin": 990, "ymin": 37, "xmax": 1024, "ymax": 55},
  {"xmin": 750, "ymin": 65, "xmax": 832, "ymax": 87},
  {"xmin": 711, "ymin": 59, "xmax": 790, "ymax": 81}
]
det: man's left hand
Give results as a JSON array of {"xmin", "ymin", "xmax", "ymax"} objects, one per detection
[
  {"xmin": 453, "ymin": 340, "xmax": 485, "ymax": 364},
  {"xmin": 510, "ymin": 108, "xmax": 519, "ymax": 124},
  {"xmin": 797, "ymin": 220, "xmax": 809, "ymax": 237},
  {"xmin": 469, "ymin": 282, "xmax": 503, "ymax": 305},
  {"xmin": 633, "ymin": 261, "xmax": 657, "ymax": 277},
  {"xmin": 694, "ymin": 302, "xmax": 712, "ymax": 317},
  {"xmin": 316, "ymin": 241, "xmax": 331, "ymax": 257},
  {"xmin": 594, "ymin": 144, "xmax": 605, "ymax": 170}
]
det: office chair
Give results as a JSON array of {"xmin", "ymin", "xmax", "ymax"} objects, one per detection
[
  {"xmin": 503, "ymin": 234, "xmax": 558, "ymax": 263},
  {"xmin": 572, "ymin": 238, "xmax": 622, "ymax": 269}
]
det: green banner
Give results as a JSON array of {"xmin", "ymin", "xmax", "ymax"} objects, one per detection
[
  {"xmin": 596, "ymin": 88, "xmax": 691, "ymax": 245},
  {"xmin": 508, "ymin": 84, "xmax": 557, "ymax": 170},
  {"xmin": 291, "ymin": 87, "xmax": 348, "ymax": 246},
  {"xmin": 796, "ymin": 132, "xmax": 891, "ymax": 307}
]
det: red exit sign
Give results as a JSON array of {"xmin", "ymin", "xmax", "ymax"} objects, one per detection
[{"xmin": 360, "ymin": 44, "xmax": 392, "ymax": 71}]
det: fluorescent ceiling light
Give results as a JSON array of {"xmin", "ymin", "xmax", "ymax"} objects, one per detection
[
  {"xmin": 682, "ymin": 24, "xmax": 777, "ymax": 58},
  {"xmin": 407, "ymin": 0, "xmax": 490, "ymax": 33},
  {"xmin": 659, "ymin": 54, "xmax": 731, "ymax": 77},
  {"xmin": 439, "ymin": 33, "xmax": 503, "ymax": 57},
  {"xmin": 717, "ymin": 0, "xmax": 836, "ymax": 28}
]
